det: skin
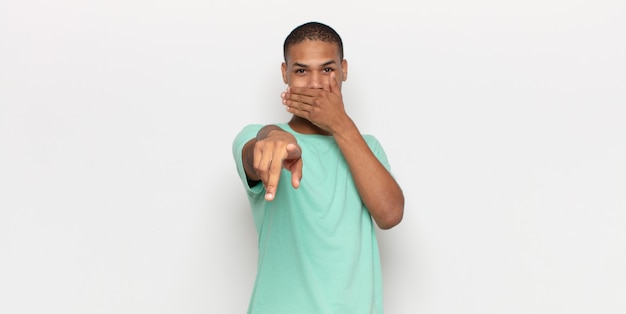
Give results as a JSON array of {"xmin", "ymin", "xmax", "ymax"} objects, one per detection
[{"xmin": 242, "ymin": 39, "xmax": 404, "ymax": 229}]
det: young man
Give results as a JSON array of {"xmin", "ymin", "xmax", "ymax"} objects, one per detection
[{"xmin": 232, "ymin": 21, "xmax": 404, "ymax": 313}]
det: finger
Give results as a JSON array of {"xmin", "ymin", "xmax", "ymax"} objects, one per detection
[
  {"xmin": 285, "ymin": 143, "xmax": 303, "ymax": 188},
  {"xmin": 283, "ymin": 99, "xmax": 313, "ymax": 116},
  {"xmin": 285, "ymin": 143, "xmax": 301, "ymax": 159},
  {"xmin": 291, "ymin": 158, "xmax": 303, "ymax": 189},
  {"xmin": 286, "ymin": 86, "xmax": 317, "ymax": 97},
  {"xmin": 283, "ymin": 91, "xmax": 314, "ymax": 106},
  {"xmin": 264, "ymin": 156, "xmax": 282, "ymax": 201},
  {"xmin": 253, "ymin": 145, "xmax": 272, "ymax": 183},
  {"xmin": 328, "ymin": 71, "xmax": 340, "ymax": 95},
  {"xmin": 322, "ymin": 72, "xmax": 332, "ymax": 92}
]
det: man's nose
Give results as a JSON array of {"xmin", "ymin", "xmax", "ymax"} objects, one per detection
[{"xmin": 307, "ymin": 72, "xmax": 324, "ymax": 89}]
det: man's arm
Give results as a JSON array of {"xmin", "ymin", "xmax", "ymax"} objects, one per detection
[
  {"xmin": 332, "ymin": 120, "xmax": 404, "ymax": 229},
  {"xmin": 241, "ymin": 125, "xmax": 303, "ymax": 201},
  {"xmin": 281, "ymin": 73, "xmax": 404, "ymax": 229}
]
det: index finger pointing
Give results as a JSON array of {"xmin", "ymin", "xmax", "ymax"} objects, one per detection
[{"xmin": 264, "ymin": 158, "xmax": 282, "ymax": 201}]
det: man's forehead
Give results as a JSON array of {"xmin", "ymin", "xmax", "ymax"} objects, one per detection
[{"xmin": 286, "ymin": 40, "xmax": 340, "ymax": 59}]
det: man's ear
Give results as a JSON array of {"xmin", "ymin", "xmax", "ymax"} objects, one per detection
[
  {"xmin": 342, "ymin": 59, "xmax": 348, "ymax": 81},
  {"xmin": 281, "ymin": 62, "xmax": 288, "ymax": 84}
]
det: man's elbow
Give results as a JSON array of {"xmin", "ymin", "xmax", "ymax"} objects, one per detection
[{"xmin": 376, "ymin": 201, "xmax": 404, "ymax": 230}]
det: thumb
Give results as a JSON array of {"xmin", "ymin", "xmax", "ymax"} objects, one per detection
[
  {"xmin": 285, "ymin": 143, "xmax": 301, "ymax": 159},
  {"xmin": 285, "ymin": 143, "xmax": 302, "ymax": 188}
]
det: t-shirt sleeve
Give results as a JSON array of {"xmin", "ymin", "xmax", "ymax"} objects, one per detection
[
  {"xmin": 363, "ymin": 134, "xmax": 392, "ymax": 173},
  {"xmin": 232, "ymin": 124, "xmax": 265, "ymax": 196}
]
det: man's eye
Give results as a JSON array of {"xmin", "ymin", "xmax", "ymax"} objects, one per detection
[
  {"xmin": 295, "ymin": 69, "xmax": 305, "ymax": 74},
  {"xmin": 323, "ymin": 68, "xmax": 334, "ymax": 73}
]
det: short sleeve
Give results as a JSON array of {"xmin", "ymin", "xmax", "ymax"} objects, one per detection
[
  {"xmin": 232, "ymin": 124, "xmax": 265, "ymax": 196},
  {"xmin": 363, "ymin": 134, "xmax": 392, "ymax": 173}
]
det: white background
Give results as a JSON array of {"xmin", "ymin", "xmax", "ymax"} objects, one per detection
[{"xmin": 1, "ymin": 1, "xmax": 625, "ymax": 313}]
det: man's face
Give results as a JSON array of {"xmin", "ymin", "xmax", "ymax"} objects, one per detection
[{"xmin": 282, "ymin": 40, "xmax": 348, "ymax": 89}]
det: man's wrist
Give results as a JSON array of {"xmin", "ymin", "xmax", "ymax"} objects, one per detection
[{"xmin": 256, "ymin": 125, "xmax": 283, "ymax": 141}]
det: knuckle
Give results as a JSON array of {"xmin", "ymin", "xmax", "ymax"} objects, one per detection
[{"xmin": 253, "ymin": 165, "xmax": 266, "ymax": 176}]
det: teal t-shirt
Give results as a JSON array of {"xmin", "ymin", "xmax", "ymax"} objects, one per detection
[{"xmin": 232, "ymin": 123, "xmax": 391, "ymax": 314}]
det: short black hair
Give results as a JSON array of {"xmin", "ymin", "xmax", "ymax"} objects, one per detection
[{"xmin": 283, "ymin": 21, "xmax": 344, "ymax": 62}]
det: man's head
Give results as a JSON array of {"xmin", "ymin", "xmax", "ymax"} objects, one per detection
[
  {"xmin": 283, "ymin": 21, "xmax": 344, "ymax": 62},
  {"xmin": 282, "ymin": 22, "xmax": 348, "ymax": 89}
]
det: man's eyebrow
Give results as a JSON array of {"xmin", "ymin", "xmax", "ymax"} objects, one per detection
[{"xmin": 292, "ymin": 60, "xmax": 337, "ymax": 68}]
